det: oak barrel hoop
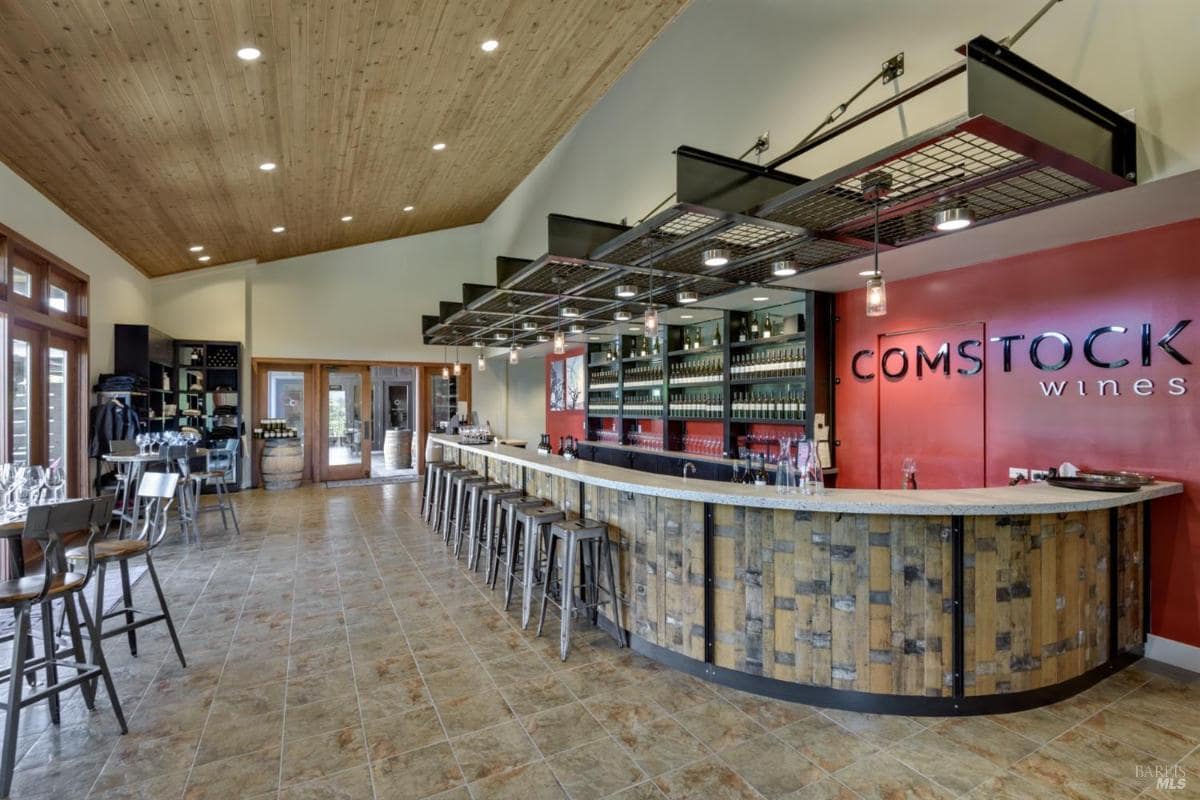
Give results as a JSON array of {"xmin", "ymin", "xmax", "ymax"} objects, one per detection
[
  {"xmin": 261, "ymin": 439, "xmax": 303, "ymax": 490},
  {"xmin": 384, "ymin": 429, "xmax": 413, "ymax": 469}
]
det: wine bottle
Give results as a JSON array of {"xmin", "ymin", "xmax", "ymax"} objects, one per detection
[
  {"xmin": 750, "ymin": 313, "xmax": 760, "ymax": 338},
  {"xmin": 712, "ymin": 326, "xmax": 721, "ymax": 348}
]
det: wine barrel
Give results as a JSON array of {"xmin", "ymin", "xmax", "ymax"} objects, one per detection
[
  {"xmin": 261, "ymin": 439, "xmax": 303, "ymax": 490},
  {"xmin": 425, "ymin": 434, "xmax": 443, "ymax": 464},
  {"xmin": 384, "ymin": 429, "xmax": 413, "ymax": 469}
]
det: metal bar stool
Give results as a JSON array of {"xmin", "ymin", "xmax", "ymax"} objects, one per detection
[
  {"xmin": 68, "ymin": 473, "xmax": 188, "ymax": 670},
  {"xmin": 107, "ymin": 440, "xmax": 140, "ymax": 537},
  {"xmin": 475, "ymin": 486, "xmax": 522, "ymax": 572},
  {"xmin": 422, "ymin": 461, "xmax": 458, "ymax": 524},
  {"xmin": 440, "ymin": 470, "xmax": 480, "ymax": 542},
  {"xmin": 537, "ymin": 518, "xmax": 625, "ymax": 661},
  {"xmin": 447, "ymin": 473, "xmax": 489, "ymax": 548},
  {"xmin": 458, "ymin": 480, "xmax": 501, "ymax": 560},
  {"xmin": 508, "ymin": 504, "xmax": 565, "ymax": 629},
  {"xmin": 435, "ymin": 468, "xmax": 473, "ymax": 534},
  {"xmin": 0, "ymin": 497, "xmax": 126, "ymax": 798},
  {"xmin": 489, "ymin": 496, "xmax": 544, "ymax": 591}
]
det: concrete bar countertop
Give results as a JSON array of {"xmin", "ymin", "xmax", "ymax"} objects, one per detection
[{"xmin": 432, "ymin": 434, "xmax": 1181, "ymax": 516}]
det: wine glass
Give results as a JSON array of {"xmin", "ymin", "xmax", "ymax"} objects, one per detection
[
  {"xmin": 135, "ymin": 433, "xmax": 146, "ymax": 455},
  {"xmin": 0, "ymin": 464, "xmax": 13, "ymax": 517},
  {"xmin": 44, "ymin": 466, "xmax": 66, "ymax": 503}
]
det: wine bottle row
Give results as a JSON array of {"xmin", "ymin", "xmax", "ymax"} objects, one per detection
[
  {"xmin": 627, "ymin": 337, "xmax": 661, "ymax": 358},
  {"xmin": 732, "ymin": 391, "xmax": 806, "ymax": 420},
  {"xmin": 669, "ymin": 358, "xmax": 722, "ymax": 385},
  {"xmin": 678, "ymin": 326, "xmax": 721, "ymax": 351},
  {"xmin": 730, "ymin": 348, "xmax": 806, "ymax": 379},
  {"xmin": 624, "ymin": 364, "xmax": 663, "ymax": 388},
  {"xmin": 736, "ymin": 312, "xmax": 791, "ymax": 342},
  {"xmin": 623, "ymin": 397, "xmax": 663, "ymax": 416},
  {"xmin": 589, "ymin": 366, "xmax": 618, "ymax": 389},
  {"xmin": 589, "ymin": 401, "xmax": 619, "ymax": 415},
  {"xmin": 668, "ymin": 393, "xmax": 722, "ymax": 418}
]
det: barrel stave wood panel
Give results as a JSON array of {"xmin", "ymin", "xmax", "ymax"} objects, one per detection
[{"xmin": 1117, "ymin": 504, "xmax": 1143, "ymax": 650}]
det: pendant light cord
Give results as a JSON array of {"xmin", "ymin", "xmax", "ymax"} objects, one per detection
[{"xmin": 872, "ymin": 200, "xmax": 881, "ymax": 277}]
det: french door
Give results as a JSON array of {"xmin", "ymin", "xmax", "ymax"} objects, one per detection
[
  {"xmin": 7, "ymin": 322, "xmax": 85, "ymax": 492},
  {"xmin": 319, "ymin": 364, "xmax": 372, "ymax": 481}
]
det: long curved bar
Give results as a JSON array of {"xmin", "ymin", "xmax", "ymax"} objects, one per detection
[{"xmin": 432, "ymin": 434, "xmax": 1181, "ymax": 715}]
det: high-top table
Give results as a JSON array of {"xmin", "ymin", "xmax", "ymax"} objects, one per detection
[{"xmin": 431, "ymin": 433, "xmax": 1182, "ymax": 716}]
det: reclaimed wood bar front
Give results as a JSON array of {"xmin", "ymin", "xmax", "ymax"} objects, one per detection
[{"xmin": 432, "ymin": 435, "xmax": 1181, "ymax": 715}]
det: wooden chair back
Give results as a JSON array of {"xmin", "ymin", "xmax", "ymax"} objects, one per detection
[{"xmin": 21, "ymin": 496, "xmax": 115, "ymax": 602}]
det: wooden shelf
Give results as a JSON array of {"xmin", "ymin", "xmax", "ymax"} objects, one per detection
[
  {"xmin": 729, "ymin": 332, "xmax": 806, "ymax": 349},
  {"xmin": 730, "ymin": 375, "xmax": 806, "ymax": 386},
  {"xmin": 666, "ymin": 343, "xmax": 723, "ymax": 357}
]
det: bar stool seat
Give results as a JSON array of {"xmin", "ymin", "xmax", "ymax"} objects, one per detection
[
  {"xmin": 460, "ymin": 481, "xmax": 502, "ymax": 562},
  {"xmin": 507, "ymin": 505, "xmax": 565, "ymax": 629},
  {"xmin": 538, "ymin": 518, "xmax": 625, "ymax": 660},
  {"xmin": 434, "ymin": 469, "xmax": 474, "ymax": 534},
  {"xmin": 490, "ymin": 496, "xmax": 544, "ymax": 591},
  {"xmin": 425, "ymin": 462, "xmax": 462, "ymax": 527}
]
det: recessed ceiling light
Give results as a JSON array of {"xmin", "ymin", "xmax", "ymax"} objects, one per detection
[
  {"xmin": 702, "ymin": 248, "xmax": 730, "ymax": 267},
  {"xmin": 341, "ymin": 215, "xmax": 353, "ymax": 222},
  {"xmin": 752, "ymin": 296, "xmax": 770, "ymax": 302},
  {"xmin": 198, "ymin": 255, "xmax": 211, "ymax": 262},
  {"xmin": 188, "ymin": 245, "xmax": 204, "ymax": 252},
  {"xmin": 403, "ymin": 205, "xmax": 414, "ymax": 212},
  {"xmin": 236, "ymin": 47, "xmax": 261, "ymax": 61},
  {"xmin": 271, "ymin": 226, "xmax": 285, "ymax": 233},
  {"xmin": 679, "ymin": 314, "xmax": 694, "ymax": 320},
  {"xmin": 481, "ymin": 39, "xmax": 499, "ymax": 52},
  {"xmin": 259, "ymin": 162, "xmax": 276, "ymax": 171},
  {"xmin": 432, "ymin": 143, "xmax": 447, "ymax": 151}
]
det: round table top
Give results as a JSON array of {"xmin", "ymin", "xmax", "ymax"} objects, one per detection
[{"xmin": 104, "ymin": 448, "xmax": 209, "ymax": 463}]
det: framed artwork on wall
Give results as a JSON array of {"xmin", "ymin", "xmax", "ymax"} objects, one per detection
[
  {"xmin": 550, "ymin": 360, "xmax": 566, "ymax": 411},
  {"xmin": 566, "ymin": 355, "xmax": 584, "ymax": 410}
]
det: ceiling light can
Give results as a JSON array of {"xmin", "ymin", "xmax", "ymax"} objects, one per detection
[
  {"xmin": 677, "ymin": 291, "xmax": 699, "ymax": 304},
  {"xmin": 614, "ymin": 310, "xmax": 632, "ymax": 322},
  {"xmin": 933, "ymin": 205, "xmax": 975, "ymax": 232},
  {"xmin": 236, "ymin": 47, "xmax": 261, "ymax": 61},
  {"xmin": 615, "ymin": 284, "xmax": 638, "ymax": 298},
  {"xmin": 560, "ymin": 306, "xmax": 581, "ymax": 318},
  {"xmin": 771, "ymin": 259, "xmax": 798, "ymax": 278},
  {"xmin": 481, "ymin": 40, "xmax": 499, "ymax": 52},
  {"xmin": 521, "ymin": 321, "xmax": 538, "ymax": 331},
  {"xmin": 702, "ymin": 248, "xmax": 730, "ymax": 267}
]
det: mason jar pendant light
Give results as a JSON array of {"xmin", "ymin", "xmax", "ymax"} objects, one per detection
[
  {"xmin": 552, "ymin": 276, "xmax": 567, "ymax": 355},
  {"xmin": 477, "ymin": 352, "xmax": 486, "ymax": 372},
  {"xmin": 441, "ymin": 346, "xmax": 450, "ymax": 379},
  {"xmin": 644, "ymin": 263, "xmax": 659, "ymax": 335},
  {"xmin": 509, "ymin": 344, "xmax": 519, "ymax": 365},
  {"xmin": 452, "ymin": 344, "xmax": 462, "ymax": 376},
  {"xmin": 862, "ymin": 172, "xmax": 891, "ymax": 318}
]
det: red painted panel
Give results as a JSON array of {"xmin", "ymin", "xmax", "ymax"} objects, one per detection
[
  {"xmin": 834, "ymin": 218, "xmax": 1200, "ymax": 647},
  {"xmin": 877, "ymin": 324, "xmax": 985, "ymax": 489},
  {"xmin": 544, "ymin": 347, "xmax": 585, "ymax": 447}
]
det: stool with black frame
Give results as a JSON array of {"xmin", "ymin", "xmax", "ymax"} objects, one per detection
[
  {"xmin": 67, "ymin": 472, "xmax": 187, "ymax": 670},
  {"xmin": 0, "ymin": 496, "xmax": 127, "ymax": 798}
]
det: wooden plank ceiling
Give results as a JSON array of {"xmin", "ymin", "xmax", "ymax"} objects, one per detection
[{"xmin": 0, "ymin": 0, "xmax": 688, "ymax": 277}]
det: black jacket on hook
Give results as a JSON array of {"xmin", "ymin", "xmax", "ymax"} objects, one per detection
[{"xmin": 89, "ymin": 399, "xmax": 141, "ymax": 458}]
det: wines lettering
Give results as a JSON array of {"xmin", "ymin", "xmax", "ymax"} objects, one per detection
[{"xmin": 850, "ymin": 321, "xmax": 1191, "ymax": 397}]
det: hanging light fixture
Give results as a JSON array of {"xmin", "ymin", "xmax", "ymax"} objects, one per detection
[
  {"xmin": 473, "ymin": 340, "xmax": 484, "ymax": 349},
  {"xmin": 477, "ymin": 352, "xmax": 486, "ymax": 372},
  {"xmin": 453, "ymin": 344, "xmax": 462, "ymax": 376},
  {"xmin": 521, "ymin": 321, "xmax": 538, "ymax": 331},
  {"xmin": 702, "ymin": 248, "xmax": 730, "ymax": 267},
  {"xmin": 536, "ymin": 333, "xmax": 550, "ymax": 343},
  {"xmin": 772, "ymin": 259, "xmax": 799, "ymax": 278},
  {"xmin": 560, "ymin": 305, "xmax": 581, "ymax": 318},
  {"xmin": 492, "ymin": 332, "xmax": 506, "ymax": 341},
  {"xmin": 441, "ymin": 345, "xmax": 450, "ymax": 378},
  {"xmin": 862, "ymin": 172, "xmax": 892, "ymax": 318},
  {"xmin": 508, "ymin": 315, "xmax": 519, "ymax": 364},
  {"xmin": 552, "ymin": 275, "xmax": 567, "ymax": 354},
  {"xmin": 615, "ymin": 284, "xmax": 638, "ymax": 299},
  {"xmin": 644, "ymin": 263, "xmax": 659, "ymax": 335},
  {"xmin": 677, "ymin": 290, "xmax": 699, "ymax": 304},
  {"xmin": 568, "ymin": 323, "xmax": 585, "ymax": 334},
  {"xmin": 614, "ymin": 310, "xmax": 632, "ymax": 322},
  {"xmin": 933, "ymin": 203, "xmax": 975, "ymax": 232}
]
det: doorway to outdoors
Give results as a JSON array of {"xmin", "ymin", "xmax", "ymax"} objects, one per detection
[{"xmin": 252, "ymin": 358, "xmax": 471, "ymax": 487}]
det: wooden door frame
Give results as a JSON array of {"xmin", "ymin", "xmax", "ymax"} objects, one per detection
[
  {"xmin": 250, "ymin": 357, "xmax": 471, "ymax": 482},
  {"xmin": 318, "ymin": 364, "xmax": 372, "ymax": 481},
  {"xmin": 251, "ymin": 361, "xmax": 317, "ymax": 487}
]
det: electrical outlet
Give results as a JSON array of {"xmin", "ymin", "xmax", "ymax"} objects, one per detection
[
  {"xmin": 1031, "ymin": 469, "xmax": 1050, "ymax": 481},
  {"xmin": 1009, "ymin": 467, "xmax": 1030, "ymax": 481}
]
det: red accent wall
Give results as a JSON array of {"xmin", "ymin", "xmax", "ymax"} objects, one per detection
[
  {"xmin": 544, "ymin": 347, "xmax": 585, "ymax": 447},
  {"xmin": 835, "ymin": 218, "xmax": 1200, "ymax": 647}
]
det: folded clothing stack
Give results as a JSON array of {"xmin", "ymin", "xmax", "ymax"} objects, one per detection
[{"xmin": 96, "ymin": 373, "xmax": 148, "ymax": 392}]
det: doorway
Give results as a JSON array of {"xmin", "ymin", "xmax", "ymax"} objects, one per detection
[
  {"xmin": 320, "ymin": 364, "xmax": 372, "ymax": 481},
  {"xmin": 369, "ymin": 365, "xmax": 417, "ymax": 479}
]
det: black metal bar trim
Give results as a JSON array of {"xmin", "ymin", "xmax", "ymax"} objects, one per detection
[
  {"xmin": 951, "ymin": 515, "xmax": 965, "ymax": 699},
  {"xmin": 1142, "ymin": 501, "xmax": 1151, "ymax": 644},
  {"xmin": 1109, "ymin": 506, "xmax": 1120, "ymax": 661},
  {"xmin": 703, "ymin": 502, "xmax": 715, "ymax": 664}
]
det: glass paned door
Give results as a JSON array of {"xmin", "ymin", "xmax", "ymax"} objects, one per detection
[
  {"xmin": 320, "ymin": 365, "xmax": 371, "ymax": 481},
  {"xmin": 47, "ymin": 345, "xmax": 69, "ymax": 469},
  {"xmin": 10, "ymin": 336, "xmax": 32, "ymax": 465}
]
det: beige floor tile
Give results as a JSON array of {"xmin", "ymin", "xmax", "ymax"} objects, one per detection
[
  {"xmin": 436, "ymin": 688, "xmax": 515, "ymax": 738},
  {"xmin": 371, "ymin": 741, "xmax": 465, "ymax": 800},
  {"xmin": 365, "ymin": 704, "xmax": 446, "ymax": 760},
  {"xmin": 547, "ymin": 738, "xmax": 645, "ymax": 800},
  {"xmin": 451, "ymin": 719, "xmax": 542, "ymax": 782},
  {"xmin": 774, "ymin": 716, "xmax": 879, "ymax": 773},
  {"xmin": 469, "ymin": 759, "xmax": 568, "ymax": 799},
  {"xmin": 674, "ymin": 699, "xmax": 766, "ymax": 753},
  {"xmin": 522, "ymin": 701, "xmax": 607, "ymax": 756},
  {"xmin": 653, "ymin": 755, "xmax": 760, "ymax": 800},
  {"xmin": 278, "ymin": 764, "xmax": 376, "ymax": 800},
  {"xmin": 183, "ymin": 746, "xmax": 281, "ymax": 799},
  {"xmin": 834, "ymin": 752, "xmax": 956, "ymax": 800},
  {"xmin": 280, "ymin": 726, "xmax": 369, "ymax": 788}
]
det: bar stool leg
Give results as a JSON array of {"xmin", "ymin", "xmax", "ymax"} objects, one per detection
[
  {"xmin": 222, "ymin": 482, "xmax": 241, "ymax": 536},
  {"xmin": 61, "ymin": 596, "xmax": 96, "ymax": 708},
  {"xmin": 602, "ymin": 534, "xmax": 625, "ymax": 645},
  {"xmin": 0, "ymin": 606, "xmax": 29, "ymax": 798},
  {"xmin": 38, "ymin": 600, "xmax": 59, "ymax": 724},
  {"xmin": 503, "ymin": 514, "xmax": 520, "ymax": 610},
  {"xmin": 212, "ymin": 480, "xmax": 229, "ymax": 530},
  {"xmin": 75, "ymin": 593, "xmax": 127, "ymax": 734},
  {"xmin": 146, "ymin": 553, "xmax": 186, "ymax": 668},
  {"xmin": 560, "ymin": 532, "xmax": 577, "ymax": 661},
  {"xmin": 536, "ymin": 535, "xmax": 559, "ymax": 637},
  {"xmin": 520, "ymin": 520, "xmax": 540, "ymax": 629},
  {"xmin": 92, "ymin": 563, "xmax": 107, "ymax": 678},
  {"xmin": 119, "ymin": 559, "xmax": 137, "ymax": 656}
]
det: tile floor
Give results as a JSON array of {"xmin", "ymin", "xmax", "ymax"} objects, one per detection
[{"xmin": 4, "ymin": 482, "xmax": 1199, "ymax": 799}]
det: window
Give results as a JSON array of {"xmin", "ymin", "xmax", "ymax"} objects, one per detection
[
  {"xmin": 49, "ymin": 285, "xmax": 69, "ymax": 312},
  {"xmin": 10, "ymin": 337, "xmax": 31, "ymax": 464},
  {"xmin": 11, "ymin": 269, "xmax": 31, "ymax": 298},
  {"xmin": 47, "ymin": 346, "xmax": 69, "ymax": 468}
]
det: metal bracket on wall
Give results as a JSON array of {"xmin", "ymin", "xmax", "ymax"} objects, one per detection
[{"xmin": 882, "ymin": 53, "xmax": 905, "ymax": 84}]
